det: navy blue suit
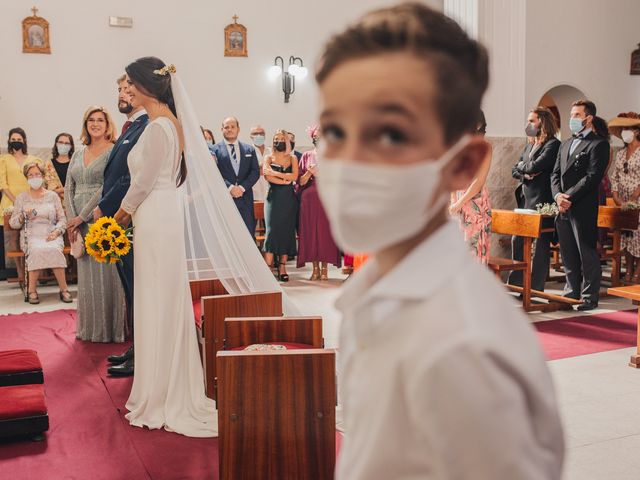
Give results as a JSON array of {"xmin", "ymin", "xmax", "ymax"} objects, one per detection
[
  {"xmin": 212, "ymin": 141, "xmax": 260, "ymax": 234},
  {"xmin": 99, "ymin": 114, "xmax": 149, "ymax": 315}
]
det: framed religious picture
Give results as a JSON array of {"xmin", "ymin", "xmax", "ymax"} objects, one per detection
[
  {"xmin": 22, "ymin": 7, "xmax": 51, "ymax": 54},
  {"xmin": 631, "ymin": 43, "xmax": 640, "ymax": 75},
  {"xmin": 224, "ymin": 15, "xmax": 247, "ymax": 57}
]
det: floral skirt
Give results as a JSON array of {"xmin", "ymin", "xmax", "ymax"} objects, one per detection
[{"xmin": 453, "ymin": 188, "xmax": 492, "ymax": 264}]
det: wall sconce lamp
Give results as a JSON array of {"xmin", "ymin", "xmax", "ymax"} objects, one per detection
[{"xmin": 268, "ymin": 55, "xmax": 308, "ymax": 103}]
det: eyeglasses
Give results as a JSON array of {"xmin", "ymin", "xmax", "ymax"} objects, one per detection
[{"xmin": 27, "ymin": 174, "xmax": 43, "ymax": 179}]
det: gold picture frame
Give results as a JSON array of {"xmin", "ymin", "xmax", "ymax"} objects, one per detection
[
  {"xmin": 22, "ymin": 7, "xmax": 51, "ymax": 54},
  {"xmin": 224, "ymin": 15, "xmax": 247, "ymax": 57}
]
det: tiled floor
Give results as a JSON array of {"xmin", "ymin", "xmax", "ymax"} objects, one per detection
[{"xmin": 2, "ymin": 266, "xmax": 640, "ymax": 479}]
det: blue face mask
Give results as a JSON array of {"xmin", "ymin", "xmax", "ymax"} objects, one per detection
[
  {"xmin": 569, "ymin": 117, "xmax": 585, "ymax": 135},
  {"xmin": 206, "ymin": 140, "xmax": 214, "ymax": 147},
  {"xmin": 252, "ymin": 135, "xmax": 265, "ymax": 146},
  {"xmin": 57, "ymin": 143, "xmax": 71, "ymax": 156}
]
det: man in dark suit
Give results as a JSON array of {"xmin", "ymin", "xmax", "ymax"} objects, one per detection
[
  {"xmin": 212, "ymin": 117, "xmax": 260, "ymax": 234},
  {"xmin": 93, "ymin": 74, "xmax": 149, "ymax": 376},
  {"xmin": 551, "ymin": 100, "xmax": 610, "ymax": 311},
  {"xmin": 509, "ymin": 107, "xmax": 561, "ymax": 292}
]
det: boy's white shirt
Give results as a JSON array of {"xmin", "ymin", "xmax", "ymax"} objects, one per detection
[{"xmin": 335, "ymin": 220, "xmax": 565, "ymax": 480}]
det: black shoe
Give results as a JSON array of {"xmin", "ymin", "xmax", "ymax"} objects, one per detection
[
  {"xmin": 107, "ymin": 346, "xmax": 134, "ymax": 365},
  {"xmin": 108, "ymin": 358, "xmax": 134, "ymax": 376},
  {"xmin": 577, "ymin": 301, "xmax": 598, "ymax": 311}
]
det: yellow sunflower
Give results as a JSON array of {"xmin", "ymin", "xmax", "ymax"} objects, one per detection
[
  {"xmin": 114, "ymin": 239, "xmax": 130, "ymax": 256},
  {"xmin": 93, "ymin": 216, "xmax": 118, "ymax": 232}
]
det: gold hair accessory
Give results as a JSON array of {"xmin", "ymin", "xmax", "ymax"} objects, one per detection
[{"xmin": 153, "ymin": 64, "xmax": 177, "ymax": 76}]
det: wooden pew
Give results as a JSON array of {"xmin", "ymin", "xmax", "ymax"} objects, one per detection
[
  {"xmin": 200, "ymin": 291, "xmax": 283, "ymax": 399},
  {"xmin": 607, "ymin": 285, "xmax": 640, "ymax": 368},
  {"xmin": 217, "ymin": 348, "xmax": 336, "ymax": 480},
  {"xmin": 224, "ymin": 316, "xmax": 324, "ymax": 350},
  {"xmin": 489, "ymin": 209, "xmax": 581, "ymax": 312},
  {"xmin": 597, "ymin": 205, "xmax": 640, "ymax": 287},
  {"xmin": 254, "ymin": 201, "xmax": 266, "ymax": 248}
]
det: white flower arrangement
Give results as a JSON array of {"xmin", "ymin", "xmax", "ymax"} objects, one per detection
[
  {"xmin": 621, "ymin": 202, "xmax": 640, "ymax": 211},
  {"xmin": 535, "ymin": 203, "xmax": 560, "ymax": 216}
]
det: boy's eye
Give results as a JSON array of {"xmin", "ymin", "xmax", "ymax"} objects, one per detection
[
  {"xmin": 322, "ymin": 125, "xmax": 344, "ymax": 143},
  {"xmin": 378, "ymin": 128, "xmax": 406, "ymax": 146}
]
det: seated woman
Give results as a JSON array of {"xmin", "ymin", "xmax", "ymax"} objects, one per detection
[
  {"xmin": 610, "ymin": 112, "xmax": 640, "ymax": 281},
  {"xmin": 263, "ymin": 130, "xmax": 299, "ymax": 282},
  {"xmin": 9, "ymin": 162, "xmax": 72, "ymax": 304}
]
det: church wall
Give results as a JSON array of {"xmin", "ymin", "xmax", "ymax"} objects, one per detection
[{"xmin": 0, "ymin": 0, "xmax": 443, "ymax": 149}]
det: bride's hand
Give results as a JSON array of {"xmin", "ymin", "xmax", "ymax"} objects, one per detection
[{"xmin": 114, "ymin": 208, "xmax": 132, "ymax": 227}]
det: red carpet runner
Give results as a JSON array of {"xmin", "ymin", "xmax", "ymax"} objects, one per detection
[
  {"xmin": 0, "ymin": 310, "xmax": 217, "ymax": 480},
  {"xmin": 534, "ymin": 309, "xmax": 637, "ymax": 360},
  {"xmin": 1, "ymin": 308, "xmax": 635, "ymax": 478}
]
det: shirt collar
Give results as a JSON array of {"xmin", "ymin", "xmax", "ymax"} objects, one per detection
[
  {"xmin": 224, "ymin": 139, "xmax": 238, "ymax": 148},
  {"xmin": 575, "ymin": 128, "xmax": 592, "ymax": 139},
  {"xmin": 129, "ymin": 109, "xmax": 147, "ymax": 122},
  {"xmin": 335, "ymin": 220, "xmax": 469, "ymax": 313}
]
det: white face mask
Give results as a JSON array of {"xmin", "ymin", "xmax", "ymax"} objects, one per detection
[
  {"xmin": 28, "ymin": 177, "xmax": 44, "ymax": 189},
  {"xmin": 56, "ymin": 143, "xmax": 71, "ymax": 156},
  {"xmin": 317, "ymin": 135, "xmax": 470, "ymax": 253},
  {"xmin": 622, "ymin": 129, "xmax": 636, "ymax": 144}
]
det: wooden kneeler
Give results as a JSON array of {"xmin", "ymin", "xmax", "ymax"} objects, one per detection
[
  {"xmin": 218, "ymin": 349, "xmax": 336, "ymax": 480},
  {"xmin": 224, "ymin": 316, "xmax": 324, "ymax": 350},
  {"xmin": 200, "ymin": 292, "xmax": 283, "ymax": 399}
]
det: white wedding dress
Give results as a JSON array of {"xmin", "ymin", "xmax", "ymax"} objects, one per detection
[{"xmin": 121, "ymin": 117, "xmax": 217, "ymax": 437}]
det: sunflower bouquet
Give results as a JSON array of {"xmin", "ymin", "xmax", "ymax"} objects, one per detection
[{"xmin": 85, "ymin": 217, "xmax": 132, "ymax": 264}]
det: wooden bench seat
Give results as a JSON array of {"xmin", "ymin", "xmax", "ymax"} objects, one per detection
[{"xmin": 487, "ymin": 257, "xmax": 527, "ymax": 273}]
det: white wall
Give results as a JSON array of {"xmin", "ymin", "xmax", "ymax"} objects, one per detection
[
  {"xmin": 525, "ymin": 0, "xmax": 640, "ymax": 134},
  {"xmin": 0, "ymin": 0, "xmax": 443, "ymax": 148}
]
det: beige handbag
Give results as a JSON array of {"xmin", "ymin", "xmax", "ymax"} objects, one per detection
[{"xmin": 70, "ymin": 232, "xmax": 85, "ymax": 258}]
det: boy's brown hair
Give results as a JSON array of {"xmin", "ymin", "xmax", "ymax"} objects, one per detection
[{"xmin": 316, "ymin": 2, "xmax": 489, "ymax": 145}]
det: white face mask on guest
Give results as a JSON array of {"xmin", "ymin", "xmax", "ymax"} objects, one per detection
[
  {"xmin": 622, "ymin": 130, "xmax": 636, "ymax": 145},
  {"xmin": 28, "ymin": 177, "xmax": 44, "ymax": 189},
  {"xmin": 317, "ymin": 135, "xmax": 470, "ymax": 254}
]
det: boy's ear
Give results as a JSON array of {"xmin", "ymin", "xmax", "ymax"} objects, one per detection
[{"xmin": 442, "ymin": 136, "xmax": 490, "ymax": 192}]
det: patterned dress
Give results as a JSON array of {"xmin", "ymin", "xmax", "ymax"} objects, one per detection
[
  {"xmin": 65, "ymin": 146, "xmax": 127, "ymax": 343},
  {"xmin": 453, "ymin": 187, "xmax": 492, "ymax": 264},
  {"xmin": 611, "ymin": 146, "xmax": 640, "ymax": 257},
  {"xmin": 9, "ymin": 190, "xmax": 67, "ymax": 271}
]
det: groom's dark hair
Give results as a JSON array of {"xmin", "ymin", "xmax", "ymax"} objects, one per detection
[{"xmin": 126, "ymin": 56, "xmax": 187, "ymax": 187}]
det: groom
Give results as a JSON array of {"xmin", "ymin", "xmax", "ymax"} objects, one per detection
[{"xmin": 94, "ymin": 74, "xmax": 149, "ymax": 376}]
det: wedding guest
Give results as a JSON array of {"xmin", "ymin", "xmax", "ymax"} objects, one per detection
[
  {"xmin": 592, "ymin": 116, "xmax": 613, "ymax": 252},
  {"xmin": 250, "ymin": 124, "xmax": 271, "ymax": 202},
  {"xmin": 50, "ymin": 133, "xmax": 75, "ymax": 200},
  {"xmin": 0, "ymin": 128, "xmax": 49, "ymax": 279},
  {"xmin": 609, "ymin": 112, "xmax": 640, "ymax": 281},
  {"xmin": 201, "ymin": 127, "xmax": 216, "ymax": 157},
  {"xmin": 509, "ymin": 107, "xmax": 560, "ymax": 291},
  {"xmin": 316, "ymin": 4, "xmax": 563, "ymax": 479},
  {"xmin": 296, "ymin": 125, "xmax": 341, "ymax": 280},
  {"xmin": 65, "ymin": 106, "xmax": 127, "ymax": 343},
  {"xmin": 552, "ymin": 100, "xmax": 610, "ymax": 311},
  {"xmin": 211, "ymin": 117, "xmax": 260, "ymax": 234},
  {"xmin": 449, "ymin": 110, "xmax": 492, "ymax": 264},
  {"xmin": 263, "ymin": 130, "xmax": 299, "ymax": 281},
  {"xmin": 9, "ymin": 162, "xmax": 71, "ymax": 304},
  {"xmin": 287, "ymin": 131, "xmax": 303, "ymax": 162}
]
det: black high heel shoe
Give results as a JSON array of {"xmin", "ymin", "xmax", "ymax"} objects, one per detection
[{"xmin": 279, "ymin": 273, "xmax": 289, "ymax": 282}]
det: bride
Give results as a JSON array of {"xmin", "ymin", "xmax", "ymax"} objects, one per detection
[
  {"xmin": 114, "ymin": 57, "xmax": 217, "ymax": 437},
  {"xmin": 115, "ymin": 57, "xmax": 296, "ymax": 437}
]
